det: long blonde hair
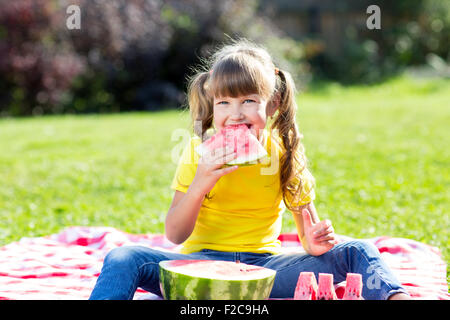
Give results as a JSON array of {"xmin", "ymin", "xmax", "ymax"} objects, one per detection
[{"xmin": 186, "ymin": 39, "xmax": 311, "ymax": 210}]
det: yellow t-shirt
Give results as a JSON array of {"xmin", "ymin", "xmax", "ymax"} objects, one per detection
[{"xmin": 170, "ymin": 129, "xmax": 315, "ymax": 254}]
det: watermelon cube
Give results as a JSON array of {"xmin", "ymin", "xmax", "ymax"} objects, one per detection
[
  {"xmin": 294, "ymin": 272, "xmax": 318, "ymax": 300},
  {"xmin": 342, "ymin": 273, "xmax": 363, "ymax": 300},
  {"xmin": 317, "ymin": 273, "xmax": 338, "ymax": 300}
]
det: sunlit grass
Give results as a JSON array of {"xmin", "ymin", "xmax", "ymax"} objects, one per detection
[{"xmin": 0, "ymin": 75, "xmax": 448, "ymax": 278}]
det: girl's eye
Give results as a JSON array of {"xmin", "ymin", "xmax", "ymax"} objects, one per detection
[{"xmin": 215, "ymin": 99, "xmax": 256, "ymax": 105}]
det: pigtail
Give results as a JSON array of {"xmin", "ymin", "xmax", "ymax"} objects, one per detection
[
  {"xmin": 187, "ymin": 71, "xmax": 214, "ymax": 141},
  {"xmin": 186, "ymin": 70, "xmax": 215, "ymax": 201},
  {"xmin": 272, "ymin": 69, "xmax": 310, "ymax": 211}
]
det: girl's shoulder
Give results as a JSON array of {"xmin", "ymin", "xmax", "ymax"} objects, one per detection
[
  {"xmin": 190, "ymin": 135, "xmax": 202, "ymax": 145},
  {"xmin": 175, "ymin": 135, "xmax": 202, "ymax": 167}
]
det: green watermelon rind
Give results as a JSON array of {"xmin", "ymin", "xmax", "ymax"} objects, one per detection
[
  {"xmin": 223, "ymin": 154, "xmax": 271, "ymax": 167},
  {"xmin": 159, "ymin": 261, "xmax": 276, "ymax": 300}
]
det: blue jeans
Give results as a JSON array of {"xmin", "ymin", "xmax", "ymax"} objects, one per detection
[{"xmin": 89, "ymin": 240, "xmax": 408, "ymax": 300}]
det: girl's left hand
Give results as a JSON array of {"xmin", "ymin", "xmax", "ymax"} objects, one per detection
[{"xmin": 301, "ymin": 208, "xmax": 337, "ymax": 256}]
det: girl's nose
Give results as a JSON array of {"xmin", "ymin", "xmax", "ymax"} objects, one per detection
[
  {"xmin": 230, "ymin": 112, "xmax": 244, "ymax": 121},
  {"xmin": 230, "ymin": 103, "xmax": 244, "ymax": 119}
]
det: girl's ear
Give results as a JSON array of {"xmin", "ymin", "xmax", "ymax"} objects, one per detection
[{"xmin": 266, "ymin": 91, "xmax": 281, "ymax": 117}]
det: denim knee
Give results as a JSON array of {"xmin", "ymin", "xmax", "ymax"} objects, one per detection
[
  {"xmin": 344, "ymin": 240, "xmax": 380, "ymax": 258},
  {"xmin": 336, "ymin": 239, "xmax": 382, "ymax": 272},
  {"xmin": 103, "ymin": 246, "xmax": 150, "ymax": 270},
  {"xmin": 339, "ymin": 240, "xmax": 407, "ymax": 299}
]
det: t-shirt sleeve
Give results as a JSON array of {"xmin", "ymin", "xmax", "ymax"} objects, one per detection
[
  {"xmin": 283, "ymin": 166, "xmax": 316, "ymax": 209},
  {"xmin": 170, "ymin": 136, "xmax": 201, "ymax": 193}
]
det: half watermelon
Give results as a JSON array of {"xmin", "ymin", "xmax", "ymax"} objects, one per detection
[
  {"xmin": 195, "ymin": 124, "xmax": 268, "ymax": 166},
  {"xmin": 159, "ymin": 260, "xmax": 276, "ymax": 300}
]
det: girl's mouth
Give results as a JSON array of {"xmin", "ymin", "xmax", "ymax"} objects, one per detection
[
  {"xmin": 226, "ymin": 123, "xmax": 253, "ymax": 130},
  {"xmin": 225, "ymin": 123, "xmax": 260, "ymax": 139}
]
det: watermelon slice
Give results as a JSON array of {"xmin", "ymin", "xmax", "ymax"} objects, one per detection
[
  {"xmin": 294, "ymin": 272, "xmax": 318, "ymax": 300},
  {"xmin": 317, "ymin": 273, "xmax": 338, "ymax": 300},
  {"xmin": 195, "ymin": 124, "xmax": 268, "ymax": 166},
  {"xmin": 159, "ymin": 260, "xmax": 276, "ymax": 300},
  {"xmin": 342, "ymin": 273, "xmax": 363, "ymax": 300}
]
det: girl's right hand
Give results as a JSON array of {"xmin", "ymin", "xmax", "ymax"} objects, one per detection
[{"xmin": 190, "ymin": 147, "xmax": 239, "ymax": 197}]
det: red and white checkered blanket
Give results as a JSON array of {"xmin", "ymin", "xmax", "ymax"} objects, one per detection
[{"xmin": 0, "ymin": 226, "xmax": 448, "ymax": 300}]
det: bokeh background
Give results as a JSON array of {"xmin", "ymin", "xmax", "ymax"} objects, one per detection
[
  {"xmin": 0, "ymin": 0, "xmax": 449, "ymax": 282},
  {"xmin": 0, "ymin": 0, "xmax": 448, "ymax": 116}
]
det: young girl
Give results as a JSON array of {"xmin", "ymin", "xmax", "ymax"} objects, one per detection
[{"xmin": 90, "ymin": 39, "xmax": 410, "ymax": 300}]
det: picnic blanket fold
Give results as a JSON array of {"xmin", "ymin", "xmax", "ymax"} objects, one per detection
[{"xmin": 0, "ymin": 226, "xmax": 448, "ymax": 300}]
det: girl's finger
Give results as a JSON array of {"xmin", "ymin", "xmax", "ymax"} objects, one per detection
[
  {"xmin": 319, "ymin": 238, "xmax": 337, "ymax": 246},
  {"xmin": 316, "ymin": 233, "xmax": 336, "ymax": 242},
  {"xmin": 313, "ymin": 224, "xmax": 334, "ymax": 238},
  {"xmin": 210, "ymin": 148, "xmax": 235, "ymax": 164},
  {"xmin": 211, "ymin": 146, "xmax": 234, "ymax": 156},
  {"xmin": 301, "ymin": 209, "xmax": 314, "ymax": 229},
  {"xmin": 214, "ymin": 164, "xmax": 239, "ymax": 177},
  {"xmin": 211, "ymin": 152, "xmax": 237, "ymax": 167},
  {"xmin": 313, "ymin": 219, "xmax": 331, "ymax": 233},
  {"xmin": 223, "ymin": 151, "xmax": 238, "ymax": 163}
]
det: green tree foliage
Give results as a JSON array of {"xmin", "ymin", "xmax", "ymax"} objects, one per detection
[
  {"xmin": 0, "ymin": 0, "xmax": 304, "ymax": 116},
  {"xmin": 0, "ymin": 0, "xmax": 447, "ymax": 116}
]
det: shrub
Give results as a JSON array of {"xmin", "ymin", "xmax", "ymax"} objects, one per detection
[
  {"xmin": 0, "ymin": 0, "xmax": 309, "ymax": 116},
  {"xmin": 310, "ymin": 0, "xmax": 449, "ymax": 83},
  {"xmin": 0, "ymin": 0, "xmax": 85, "ymax": 116}
]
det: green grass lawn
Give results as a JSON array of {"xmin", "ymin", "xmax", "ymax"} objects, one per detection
[{"xmin": 0, "ymin": 75, "xmax": 449, "ymax": 280}]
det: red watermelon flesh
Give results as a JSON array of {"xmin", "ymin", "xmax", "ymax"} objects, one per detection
[
  {"xmin": 342, "ymin": 273, "xmax": 363, "ymax": 300},
  {"xmin": 317, "ymin": 273, "xmax": 338, "ymax": 300},
  {"xmin": 162, "ymin": 260, "xmax": 273, "ymax": 280},
  {"xmin": 294, "ymin": 272, "xmax": 318, "ymax": 300},
  {"xmin": 195, "ymin": 124, "xmax": 268, "ymax": 166}
]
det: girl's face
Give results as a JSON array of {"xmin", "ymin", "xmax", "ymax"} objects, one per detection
[{"xmin": 213, "ymin": 93, "xmax": 272, "ymax": 141}]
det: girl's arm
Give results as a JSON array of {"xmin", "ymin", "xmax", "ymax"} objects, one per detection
[
  {"xmin": 165, "ymin": 189, "xmax": 205, "ymax": 244},
  {"xmin": 165, "ymin": 147, "xmax": 238, "ymax": 244},
  {"xmin": 291, "ymin": 201, "xmax": 336, "ymax": 256}
]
